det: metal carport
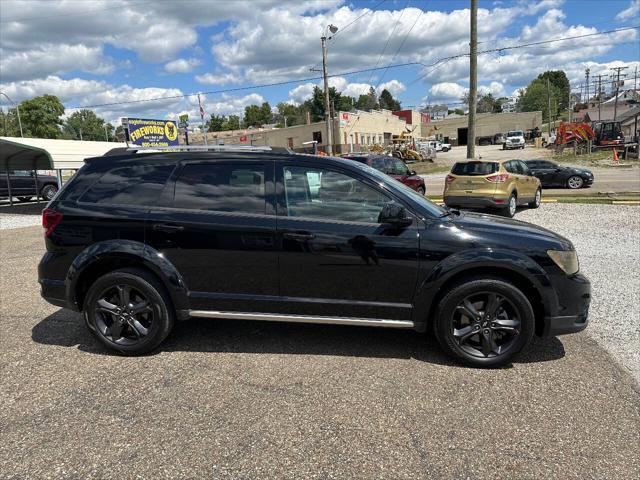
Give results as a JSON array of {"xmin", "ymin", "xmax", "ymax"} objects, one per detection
[{"xmin": 1, "ymin": 136, "xmax": 126, "ymax": 205}]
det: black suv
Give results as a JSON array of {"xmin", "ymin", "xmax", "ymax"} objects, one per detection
[{"xmin": 39, "ymin": 147, "xmax": 591, "ymax": 367}]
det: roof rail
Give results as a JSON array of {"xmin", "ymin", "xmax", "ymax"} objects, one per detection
[{"xmin": 125, "ymin": 145, "xmax": 273, "ymax": 153}]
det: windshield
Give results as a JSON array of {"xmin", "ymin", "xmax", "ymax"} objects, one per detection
[
  {"xmin": 350, "ymin": 161, "xmax": 445, "ymax": 217},
  {"xmin": 451, "ymin": 162, "xmax": 498, "ymax": 176},
  {"xmin": 507, "ymin": 131, "xmax": 523, "ymax": 137}
]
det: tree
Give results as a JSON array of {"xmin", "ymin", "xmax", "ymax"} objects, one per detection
[
  {"xmin": 244, "ymin": 101, "xmax": 272, "ymax": 127},
  {"xmin": 276, "ymin": 102, "xmax": 306, "ymax": 127},
  {"xmin": 208, "ymin": 114, "xmax": 225, "ymax": 132},
  {"xmin": 17, "ymin": 95, "xmax": 65, "ymax": 138},
  {"xmin": 461, "ymin": 92, "xmax": 501, "ymax": 113},
  {"xmin": 221, "ymin": 115, "xmax": 240, "ymax": 131},
  {"xmin": 518, "ymin": 78, "xmax": 561, "ymax": 123},
  {"xmin": 537, "ymin": 71, "xmax": 570, "ymax": 112},
  {"xmin": 0, "ymin": 108, "xmax": 21, "ymax": 136},
  {"xmin": 378, "ymin": 89, "xmax": 401, "ymax": 111},
  {"xmin": 355, "ymin": 87, "xmax": 379, "ymax": 111},
  {"xmin": 63, "ymin": 109, "xmax": 111, "ymax": 141}
]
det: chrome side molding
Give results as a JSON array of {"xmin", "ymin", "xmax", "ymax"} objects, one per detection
[{"xmin": 188, "ymin": 310, "xmax": 415, "ymax": 329}]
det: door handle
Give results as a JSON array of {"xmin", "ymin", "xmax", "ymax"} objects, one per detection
[
  {"xmin": 283, "ymin": 232, "xmax": 315, "ymax": 241},
  {"xmin": 153, "ymin": 223, "xmax": 184, "ymax": 233}
]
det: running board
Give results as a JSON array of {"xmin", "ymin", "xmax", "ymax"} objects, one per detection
[{"xmin": 189, "ymin": 310, "xmax": 415, "ymax": 329}]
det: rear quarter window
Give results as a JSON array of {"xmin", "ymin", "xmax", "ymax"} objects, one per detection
[
  {"xmin": 79, "ymin": 164, "xmax": 175, "ymax": 206},
  {"xmin": 451, "ymin": 162, "xmax": 498, "ymax": 176}
]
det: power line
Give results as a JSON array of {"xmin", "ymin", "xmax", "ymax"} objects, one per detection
[{"xmin": 67, "ymin": 25, "xmax": 639, "ymax": 110}]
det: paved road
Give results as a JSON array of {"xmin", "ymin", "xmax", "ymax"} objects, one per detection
[{"xmin": 1, "ymin": 226, "xmax": 639, "ymax": 479}]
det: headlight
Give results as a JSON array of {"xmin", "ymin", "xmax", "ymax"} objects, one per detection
[{"xmin": 547, "ymin": 249, "xmax": 579, "ymax": 275}]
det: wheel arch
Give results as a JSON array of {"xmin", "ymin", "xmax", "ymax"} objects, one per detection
[
  {"xmin": 413, "ymin": 251, "xmax": 558, "ymax": 336},
  {"xmin": 67, "ymin": 240, "xmax": 190, "ymax": 320}
]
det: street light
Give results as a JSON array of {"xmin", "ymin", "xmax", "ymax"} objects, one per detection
[
  {"xmin": 321, "ymin": 24, "xmax": 338, "ymax": 155},
  {"xmin": 0, "ymin": 91, "xmax": 23, "ymax": 138}
]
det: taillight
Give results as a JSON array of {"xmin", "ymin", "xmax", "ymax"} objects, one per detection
[
  {"xmin": 42, "ymin": 208, "xmax": 63, "ymax": 237},
  {"xmin": 486, "ymin": 173, "xmax": 509, "ymax": 183},
  {"xmin": 445, "ymin": 174, "xmax": 456, "ymax": 183}
]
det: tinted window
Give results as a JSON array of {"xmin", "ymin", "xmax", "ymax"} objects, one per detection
[
  {"xmin": 389, "ymin": 159, "xmax": 409, "ymax": 175},
  {"xmin": 344, "ymin": 156, "xmax": 368, "ymax": 164},
  {"xmin": 371, "ymin": 157, "xmax": 389, "ymax": 173},
  {"xmin": 283, "ymin": 166, "xmax": 391, "ymax": 223},
  {"xmin": 174, "ymin": 163, "xmax": 266, "ymax": 214},
  {"xmin": 518, "ymin": 161, "xmax": 531, "ymax": 176},
  {"xmin": 80, "ymin": 164, "xmax": 174, "ymax": 205},
  {"xmin": 451, "ymin": 162, "xmax": 498, "ymax": 176},
  {"xmin": 503, "ymin": 161, "xmax": 517, "ymax": 174},
  {"xmin": 540, "ymin": 161, "xmax": 557, "ymax": 168}
]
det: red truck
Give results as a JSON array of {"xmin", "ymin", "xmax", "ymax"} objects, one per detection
[{"xmin": 342, "ymin": 153, "xmax": 426, "ymax": 195}]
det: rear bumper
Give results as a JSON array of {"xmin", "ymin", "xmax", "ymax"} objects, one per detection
[
  {"xmin": 444, "ymin": 196, "xmax": 507, "ymax": 209},
  {"xmin": 39, "ymin": 278, "xmax": 77, "ymax": 310}
]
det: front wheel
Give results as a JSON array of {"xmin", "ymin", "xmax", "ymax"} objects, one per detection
[
  {"xmin": 567, "ymin": 175, "xmax": 584, "ymax": 189},
  {"xmin": 528, "ymin": 188, "xmax": 541, "ymax": 209},
  {"xmin": 433, "ymin": 278, "xmax": 535, "ymax": 367},
  {"xmin": 416, "ymin": 185, "xmax": 426, "ymax": 196},
  {"xmin": 84, "ymin": 268, "xmax": 174, "ymax": 355}
]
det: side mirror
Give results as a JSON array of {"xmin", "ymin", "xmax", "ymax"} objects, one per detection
[
  {"xmin": 554, "ymin": 168, "xmax": 562, "ymax": 172},
  {"xmin": 378, "ymin": 203, "xmax": 412, "ymax": 228},
  {"xmin": 408, "ymin": 170, "xmax": 417, "ymax": 176}
]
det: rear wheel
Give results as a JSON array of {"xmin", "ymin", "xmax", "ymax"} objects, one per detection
[
  {"xmin": 500, "ymin": 193, "xmax": 517, "ymax": 217},
  {"xmin": 528, "ymin": 188, "xmax": 541, "ymax": 209},
  {"xmin": 433, "ymin": 278, "xmax": 535, "ymax": 367},
  {"xmin": 416, "ymin": 185, "xmax": 426, "ymax": 196},
  {"xmin": 40, "ymin": 184, "xmax": 58, "ymax": 201},
  {"xmin": 567, "ymin": 175, "xmax": 584, "ymax": 189},
  {"xmin": 83, "ymin": 268, "xmax": 174, "ymax": 355}
]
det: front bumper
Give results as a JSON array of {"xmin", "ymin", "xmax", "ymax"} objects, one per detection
[{"xmin": 541, "ymin": 272, "xmax": 591, "ymax": 337}]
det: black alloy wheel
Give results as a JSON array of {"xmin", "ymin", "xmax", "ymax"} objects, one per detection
[
  {"xmin": 40, "ymin": 184, "xmax": 58, "ymax": 201},
  {"xmin": 434, "ymin": 278, "xmax": 534, "ymax": 367},
  {"xmin": 84, "ymin": 268, "xmax": 174, "ymax": 355},
  {"xmin": 416, "ymin": 186, "xmax": 426, "ymax": 196},
  {"xmin": 94, "ymin": 284, "xmax": 153, "ymax": 346}
]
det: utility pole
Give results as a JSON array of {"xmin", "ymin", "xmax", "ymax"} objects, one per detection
[
  {"xmin": 79, "ymin": 128, "xmax": 83, "ymax": 141},
  {"xmin": 611, "ymin": 66, "xmax": 628, "ymax": 121},
  {"xmin": 466, "ymin": 0, "xmax": 477, "ymax": 159},
  {"xmin": 585, "ymin": 68, "xmax": 590, "ymax": 105},
  {"xmin": 547, "ymin": 77, "xmax": 552, "ymax": 136},
  {"xmin": 104, "ymin": 124, "xmax": 109, "ymax": 142},
  {"xmin": 595, "ymin": 74, "xmax": 604, "ymax": 122},
  {"xmin": 321, "ymin": 26, "xmax": 338, "ymax": 156}
]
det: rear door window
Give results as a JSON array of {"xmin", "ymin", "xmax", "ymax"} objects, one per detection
[
  {"xmin": 451, "ymin": 162, "xmax": 498, "ymax": 176},
  {"xmin": 80, "ymin": 164, "xmax": 175, "ymax": 206},
  {"xmin": 174, "ymin": 163, "xmax": 267, "ymax": 214}
]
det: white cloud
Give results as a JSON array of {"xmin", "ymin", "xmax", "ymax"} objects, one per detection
[
  {"xmin": 428, "ymin": 82, "xmax": 467, "ymax": 102},
  {"xmin": 208, "ymin": 93, "xmax": 266, "ymax": 116},
  {"xmin": 377, "ymin": 80, "xmax": 406, "ymax": 96},
  {"xmin": 288, "ymin": 83, "xmax": 316, "ymax": 103},
  {"xmin": 0, "ymin": 44, "xmax": 113, "ymax": 82},
  {"xmin": 479, "ymin": 81, "xmax": 507, "ymax": 98},
  {"xmin": 615, "ymin": 0, "xmax": 640, "ymax": 21},
  {"xmin": 164, "ymin": 58, "xmax": 201, "ymax": 74},
  {"xmin": 195, "ymin": 73, "xmax": 239, "ymax": 85}
]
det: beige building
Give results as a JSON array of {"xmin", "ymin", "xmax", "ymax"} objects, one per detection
[
  {"xmin": 187, "ymin": 109, "xmax": 419, "ymax": 153},
  {"xmin": 422, "ymin": 111, "xmax": 543, "ymax": 145}
]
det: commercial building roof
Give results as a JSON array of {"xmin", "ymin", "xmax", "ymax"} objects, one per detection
[{"xmin": 0, "ymin": 137, "xmax": 127, "ymax": 170}]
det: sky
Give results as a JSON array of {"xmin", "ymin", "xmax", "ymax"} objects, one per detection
[{"xmin": 0, "ymin": 0, "xmax": 639, "ymax": 126}]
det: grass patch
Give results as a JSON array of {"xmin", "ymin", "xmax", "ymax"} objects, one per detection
[
  {"xmin": 552, "ymin": 148, "xmax": 639, "ymax": 167},
  {"xmin": 412, "ymin": 163, "xmax": 451, "ymax": 175}
]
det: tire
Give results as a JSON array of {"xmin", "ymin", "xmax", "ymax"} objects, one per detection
[
  {"xmin": 500, "ymin": 193, "xmax": 517, "ymax": 218},
  {"xmin": 567, "ymin": 175, "xmax": 584, "ymax": 189},
  {"xmin": 40, "ymin": 184, "xmax": 58, "ymax": 201},
  {"xmin": 416, "ymin": 185, "xmax": 426, "ymax": 196},
  {"xmin": 520, "ymin": 145, "xmax": 525, "ymax": 150},
  {"xmin": 83, "ymin": 268, "xmax": 175, "ymax": 355},
  {"xmin": 433, "ymin": 278, "xmax": 535, "ymax": 367},
  {"xmin": 528, "ymin": 188, "xmax": 541, "ymax": 209},
  {"xmin": 17, "ymin": 196, "xmax": 33, "ymax": 202}
]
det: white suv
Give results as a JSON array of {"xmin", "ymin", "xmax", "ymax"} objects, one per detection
[{"xmin": 503, "ymin": 130, "xmax": 525, "ymax": 150}]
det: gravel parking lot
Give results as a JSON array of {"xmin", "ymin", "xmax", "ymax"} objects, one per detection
[{"xmin": 1, "ymin": 204, "xmax": 639, "ymax": 479}]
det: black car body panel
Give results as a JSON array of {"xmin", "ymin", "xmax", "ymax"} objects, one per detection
[
  {"xmin": 524, "ymin": 160, "xmax": 594, "ymax": 188},
  {"xmin": 39, "ymin": 151, "xmax": 590, "ymax": 340}
]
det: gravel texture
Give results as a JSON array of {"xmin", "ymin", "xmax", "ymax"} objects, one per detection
[
  {"xmin": 0, "ymin": 202, "xmax": 43, "ymax": 230},
  {"xmin": 1, "ymin": 218, "xmax": 640, "ymax": 479},
  {"xmin": 518, "ymin": 203, "xmax": 640, "ymax": 380}
]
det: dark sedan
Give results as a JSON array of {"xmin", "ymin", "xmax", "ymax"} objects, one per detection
[{"xmin": 524, "ymin": 160, "xmax": 594, "ymax": 189}]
